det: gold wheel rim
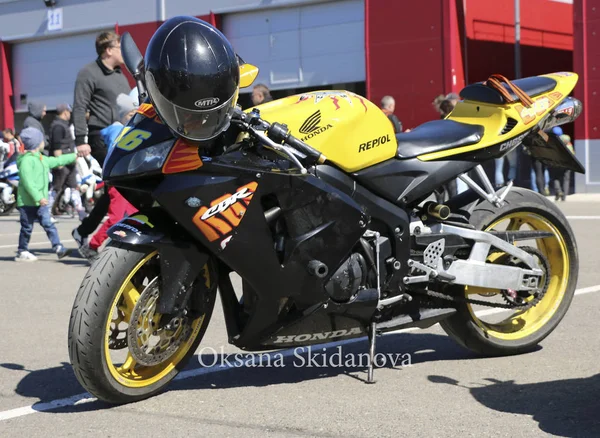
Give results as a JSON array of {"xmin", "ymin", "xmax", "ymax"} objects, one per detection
[
  {"xmin": 104, "ymin": 251, "xmax": 209, "ymax": 388},
  {"xmin": 466, "ymin": 212, "xmax": 569, "ymax": 341}
]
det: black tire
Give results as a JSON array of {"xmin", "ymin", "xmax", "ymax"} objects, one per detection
[
  {"xmin": 439, "ymin": 187, "xmax": 578, "ymax": 356},
  {"xmin": 68, "ymin": 242, "xmax": 217, "ymax": 404},
  {"xmin": 0, "ymin": 201, "xmax": 16, "ymax": 215}
]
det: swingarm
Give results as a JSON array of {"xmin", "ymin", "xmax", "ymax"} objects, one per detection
[{"xmin": 405, "ymin": 223, "xmax": 548, "ymax": 291}]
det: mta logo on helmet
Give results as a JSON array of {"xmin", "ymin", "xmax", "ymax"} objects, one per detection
[{"xmin": 195, "ymin": 97, "xmax": 220, "ymax": 108}]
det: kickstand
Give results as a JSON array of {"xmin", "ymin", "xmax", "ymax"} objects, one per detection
[{"xmin": 367, "ymin": 321, "xmax": 377, "ymax": 384}]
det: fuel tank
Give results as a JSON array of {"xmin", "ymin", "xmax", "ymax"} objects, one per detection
[{"xmin": 250, "ymin": 90, "xmax": 397, "ymax": 172}]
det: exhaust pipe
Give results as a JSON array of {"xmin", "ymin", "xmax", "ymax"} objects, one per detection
[{"xmin": 540, "ymin": 97, "xmax": 582, "ymax": 131}]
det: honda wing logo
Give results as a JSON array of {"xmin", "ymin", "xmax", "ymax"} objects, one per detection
[
  {"xmin": 299, "ymin": 110, "xmax": 322, "ymax": 134},
  {"xmin": 298, "ymin": 110, "xmax": 332, "ymax": 141}
]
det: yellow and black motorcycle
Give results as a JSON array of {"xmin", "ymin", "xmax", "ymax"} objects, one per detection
[{"xmin": 68, "ymin": 28, "xmax": 584, "ymax": 404}]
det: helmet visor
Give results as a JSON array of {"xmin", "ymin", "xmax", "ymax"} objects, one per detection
[{"xmin": 149, "ymin": 86, "xmax": 236, "ymax": 141}]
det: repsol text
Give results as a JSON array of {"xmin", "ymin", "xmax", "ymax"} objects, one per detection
[{"xmin": 359, "ymin": 134, "xmax": 392, "ymax": 153}]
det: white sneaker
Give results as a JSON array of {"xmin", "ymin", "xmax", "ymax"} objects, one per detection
[{"xmin": 15, "ymin": 251, "xmax": 38, "ymax": 262}]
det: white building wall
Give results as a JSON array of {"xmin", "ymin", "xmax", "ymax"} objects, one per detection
[
  {"xmin": 222, "ymin": 0, "xmax": 365, "ymax": 91},
  {"xmin": 0, "ymin": 0, "xmax": 158, "ymax": 42},
  {"xmin": 575, "ymin": 139, "xmax": 600, "ymax": 193},
  {"xmin": 0, "ymin": 0, "xmax": 346, "ymax": 42},
  {"xmin": 1, "ymin": 0, "xmax": 361, "ymax": 115},
  {"xmin": 166, "ymin": 0, "xmax": 342, "ymax": 17}
]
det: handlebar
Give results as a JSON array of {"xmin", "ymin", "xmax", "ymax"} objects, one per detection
[
  {"xmin": 267, "ymin": 122, "xmax": 327, "ymax": 165},
  {"xmin": 231, "ymin": 107, "xmax": 327, "ymax": 172}
]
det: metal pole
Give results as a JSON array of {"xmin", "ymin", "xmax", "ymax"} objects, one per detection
[
  {"xmin": 158, "ymin": 0, "xmax": 166, "ymax": 22},
  {"xmin": 515, "ymin": 0, "xmax": 521, "ymax": 79}
]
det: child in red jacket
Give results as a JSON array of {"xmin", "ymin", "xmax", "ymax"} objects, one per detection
[{"xmin": 76, "ymin": 93, "xmax": 137, "ymax": 263}]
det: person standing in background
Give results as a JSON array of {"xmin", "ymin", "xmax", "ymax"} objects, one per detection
[
  {"xmin": 380, "ymin": 95, "xmax": 403, "ymax": 133},
  {"xmin": 71, "ymin": 30, "xmax": 130, "ymax": 256},
  {"xmin": 49, "ymin": 103, "xmax": 86, "ymax": 220},
  {"xmin": 547, "ymin": 127, "xmax": 573, "ymax": 201},
  {"xmin": 251, "ymin": 84, "xmax": 273, "ymax": 106},
  {"xmin": 23, "ymin": 101, "xmax": 48, "ymax": 154},
  {"xmin": 2, "ymin": 128, "xmax": 22, "ymax": 158}
]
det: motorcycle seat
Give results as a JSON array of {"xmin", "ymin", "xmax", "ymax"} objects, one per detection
[
  {"xmin": 396, "ymin": 119, "xmax": 484, "ymax": 159},
  {"xmin": 460, "ymin": 76, "xmax": 557, "ymax": 105}
]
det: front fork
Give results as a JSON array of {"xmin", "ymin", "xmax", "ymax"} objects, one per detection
[{"xmin": 107, "ymin": 208, "xmax": 213, "ymax": 316}]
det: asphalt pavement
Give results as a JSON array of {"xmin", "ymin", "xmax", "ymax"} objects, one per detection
[{"xmin": 0, "ymin": 196, "xmax": 599, "ymax": 437}]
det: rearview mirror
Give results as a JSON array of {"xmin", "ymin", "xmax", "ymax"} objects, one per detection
[
  {"xmin": 121, "ymin": 32, "xmax": 144, "ymax": 77},
  {"xmin": 239, "ymin": 63, "xmax": 259, "ymax": 89},
  {"xmin": 121, "ymin": 32, "xmax": 148, "ymax": 103}
]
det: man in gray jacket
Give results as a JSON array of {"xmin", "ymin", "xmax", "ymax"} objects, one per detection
[
  {"xmin": 71, "ymin": 30, "xmax": 130, "ymax": 258},
  {"xmin": 72, "ymin": 31, "xmax": 130, "ymax": 165}
]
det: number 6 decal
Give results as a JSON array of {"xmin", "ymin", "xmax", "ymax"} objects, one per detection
[{"xmin": 116, "ymin": 129, "xmax": 152, "ymax": 151}]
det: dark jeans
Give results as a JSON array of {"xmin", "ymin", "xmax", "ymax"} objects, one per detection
[
  {"xmin": 533, "ymin": 159, "xmax": 547, "ymax": 194},
  {"xmin": 77, "ymin": 133, "xmax": 110, "ymax": 238},
  {"xmin": 18, "ymin": 205, "xmax": 61, "ymax": 252},
  {"xmin": 551, "ymin": 168, "xmax": 571, "ymax": 195},
  {"xmin": 77, "ymin": 190, "xmax": 110, "ymax": 237},
  {"xmin": 90, "ymin": 132, "xmax": 108, "ymax": 168},
  {"xmin": 52, "ymin": 163, "xmax": 78, "ymax": 192}
]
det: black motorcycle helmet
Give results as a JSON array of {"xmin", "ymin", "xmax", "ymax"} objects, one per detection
[{"xmin": 144, "ymin": 16, "xmax": 240, "ymax": 142}]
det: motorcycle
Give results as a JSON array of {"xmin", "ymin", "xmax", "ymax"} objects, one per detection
[
  {"xmin": 76, "ymin": 155, "xmax": 104, "ymax": 213},
  {"xmin": 67, "ymin": 29, "xmax": 584, "ymax": 404},
  {"xmin": 0, "ymin": 154, "xmax": 19, "ymax": 215},
  {"xmin": 53, "ymin": 155, "xmax": 105, "ymax": 217}
]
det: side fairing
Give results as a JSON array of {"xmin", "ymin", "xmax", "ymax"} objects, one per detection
[{"xmin": 151, "ymin": 154, "xmax": 369, "ymax": 348}]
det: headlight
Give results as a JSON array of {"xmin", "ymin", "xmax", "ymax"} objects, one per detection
[{"xmin": 110, "ymin": 140, "xmax": 174, "ymax": 177}]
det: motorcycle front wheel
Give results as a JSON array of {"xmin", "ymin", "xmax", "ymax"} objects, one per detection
[
  {"xmin": 68, "ymin": 242, "xmax": 217, "ymax": 404},
  {"xmin": 440, "ymin": 187, "xmax": 578, "ymax": 356}
]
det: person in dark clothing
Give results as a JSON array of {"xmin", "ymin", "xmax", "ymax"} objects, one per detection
[
  {"xmin": 71, "ymin": 31, "xmax": 130, "ymax": 258},
  {"xmin": 49, "ymin": 103, "xmax": 86, "ymax": 219},
  {"xmin": 23, "ymin": 101, "xmax": 49, "ymax": 154},
  {"xmin": 380, "ymin": 95, "xmax": 403, "ymax": 133}
]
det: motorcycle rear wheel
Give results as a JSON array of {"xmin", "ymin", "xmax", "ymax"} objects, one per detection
[
  {"xmin": 68, "ymin": 242, "xmax": 217, "ymax": 404},
  {"xmin": 440, "ymin": 187, "xmax": 578, "ymax": 356}
]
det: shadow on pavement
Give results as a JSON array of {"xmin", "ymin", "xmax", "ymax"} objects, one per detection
[
  {"xmin": 169, "ymin": 332, "xmax": 479, "ymax": 394},
  {"xmin": 1, "ymin": 332, "xmax": 477, "ymax": 414},
  {"xmin": 0, "ymin": 362, "xmax": 83, "ymax": 403},
  {"xmin": 427, "ymin": 373, "xmax": 600, "ymax": 436},
  {"xmin": 4, "ymin": 331, "xmax": 560, "ymax": 418}
]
